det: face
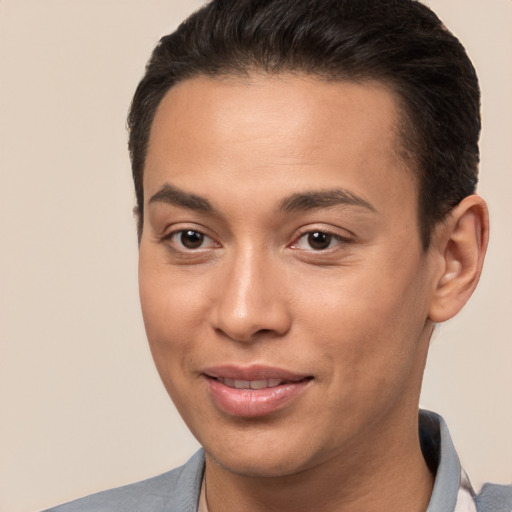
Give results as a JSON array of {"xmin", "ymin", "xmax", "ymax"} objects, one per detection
[{"xmin": 139, "ymin": 75, "xmax": 439, "ymax": 478}]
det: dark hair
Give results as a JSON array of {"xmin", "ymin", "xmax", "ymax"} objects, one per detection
[{"xmin": 128, "ymin": 0, "xmax": 480, "ymax": 248}]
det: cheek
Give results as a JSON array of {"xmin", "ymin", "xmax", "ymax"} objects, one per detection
[
  {"xmin": 138, "ymin": 264, "xmax": 209, "ymax": 426},
  {"xmin": 300, "ymin": 260, "xmax": 430, "ymax": 390},
  {"xmin": 138, "ymin": 255, "xmax": 210, "ymax": 380},
  {"xmin": 139, "ymin": 249, "xmax": 208, "ymax": 330}
]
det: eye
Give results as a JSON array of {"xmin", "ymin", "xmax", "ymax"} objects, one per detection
[
  {"xmin": 292, "ymin": 230, "xmax": 348, "ymax": 251},
  {"xmin": 167, "ymin": 229, "xmax": 218, "ymax": 250}
]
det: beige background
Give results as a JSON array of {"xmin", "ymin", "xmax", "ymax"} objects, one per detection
[{"xmin": 0, "ymin": 1, "xmax": 510, "ymax": 511}]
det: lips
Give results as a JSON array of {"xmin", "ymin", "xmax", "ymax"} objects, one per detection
[{"xmin": 202, "ymin": 365, "xmax": 313, "ymax": 417}]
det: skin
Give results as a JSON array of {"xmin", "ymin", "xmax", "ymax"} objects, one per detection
[{"xmin": 138, "ymin": 75, "xmax": 488, "ymax": 512}]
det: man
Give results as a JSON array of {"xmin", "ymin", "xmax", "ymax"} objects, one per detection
[{"xmin": 44, "ymin": 0, "xmax": 511, "ymax": 511}]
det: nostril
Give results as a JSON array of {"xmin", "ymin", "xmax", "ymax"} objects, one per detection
[
  {"xmin": 213, "ymin": 326, "xmax": 288, "ymax": 344},
  {"xmin": 255, "ymin": 328, "xmax": 275, "ymax": 336}
]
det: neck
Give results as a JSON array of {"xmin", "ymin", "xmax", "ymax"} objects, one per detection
[{"xmin": 204, "ymin": 412, "xmax": 434, "ymax": 512}]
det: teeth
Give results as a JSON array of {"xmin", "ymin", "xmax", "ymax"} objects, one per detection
[
  {"xmin": 218, "ymin": 378, "xmax": 285, "ymax": 389},
  {"xmin": 249, "ymin": 380, "xmax": 268, "ymax": 390}
]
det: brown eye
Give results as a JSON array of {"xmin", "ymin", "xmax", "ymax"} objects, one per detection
[
  {"xmin": 291, "ymin": 230, "xmax": 348, "ymax": 252},
  {"xmin": 180, "ymin": 230, "xmax": 205, "ymax": 249},
  {"xmin": 307, "ymin": 231, "xmax": 333, "ymax": 250}
]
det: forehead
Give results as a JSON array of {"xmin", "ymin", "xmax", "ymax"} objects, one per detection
[
  {"xmin": 148, "ymin": 74, "xmax": 403, "ymax": 167},
  {"xmin": 145, "ymin": 74, "xmax": 417, "ymax": 221}
]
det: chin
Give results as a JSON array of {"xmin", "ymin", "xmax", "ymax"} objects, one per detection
[
  {"xmin": 199, "ymin": 422, "xmax": 328, "ymax": 479},
  {"xmin": 206, "ymin": 447, "xmax": 311, "ymax": 478}
]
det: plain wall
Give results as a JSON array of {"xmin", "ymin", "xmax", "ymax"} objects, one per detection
[{"xmin": 0, "ymin": 1, "xmax": 510, "ymax": 511}]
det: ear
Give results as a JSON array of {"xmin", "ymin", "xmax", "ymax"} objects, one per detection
[{"xmin": 428, "ymin": 195, "xmax": 489, "ymax": 323}]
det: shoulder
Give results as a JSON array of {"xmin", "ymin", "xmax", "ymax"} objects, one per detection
[
  {"xmin": 41, "ymin": 450, "xmax": 205, "ymax": 512},
  {"xmin": 476, "ymin": 483, "xmax": 512, "ymax": 512}
]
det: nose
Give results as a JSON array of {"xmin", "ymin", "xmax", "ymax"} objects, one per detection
[{"xmin": 211, "ymin": 249, "xmax": 292, "ymax": 343}]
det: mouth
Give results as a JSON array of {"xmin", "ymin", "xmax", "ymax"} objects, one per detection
[
  {"xmin": 212, "ymin": 377, "xmax": 304, "ymax": 390},
  {"xmin": 202, "ymin": 366, "xmax": 313, "ymax": 417}
]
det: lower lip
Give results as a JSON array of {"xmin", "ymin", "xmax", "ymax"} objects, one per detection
[{"xmin": 205, "ymin": 377, "xmax": 311, "ymax": 417}]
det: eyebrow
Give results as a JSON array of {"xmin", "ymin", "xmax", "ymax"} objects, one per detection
[
  {"xmin": 148, "ymin": 183, "xmax": 215, "ymax": 212},
  {"xmin": 148, "ymin": 183, "xmax": 376, "ymax": 215},
  {"xmin": 277, "ymin": 189, "xmax": 377, "ymax": 213}
]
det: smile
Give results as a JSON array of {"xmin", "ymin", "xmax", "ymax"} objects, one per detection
[
  {"xmin": 214, "ymin": 378, "xmax": 286, "ymax": 389},
  {"xmin": 203, "ymin": 366, "xmax": 313, "ymax": 417}
]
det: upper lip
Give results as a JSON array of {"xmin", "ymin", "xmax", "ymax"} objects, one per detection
[{"xmin": 202, "ymin": 364, "xmax": 312, "ymax": 382}]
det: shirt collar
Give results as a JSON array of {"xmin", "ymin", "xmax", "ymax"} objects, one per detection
[{"xmin": 421, "ymin": 410, "xmax": 477, "ymax": 512}]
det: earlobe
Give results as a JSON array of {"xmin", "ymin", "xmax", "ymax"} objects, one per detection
[{"xmin": 428, "ymin": 195, "xmax": 489, "ymax": 323}]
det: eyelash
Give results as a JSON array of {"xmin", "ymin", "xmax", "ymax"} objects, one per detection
[
  {"xmin": 162, "ymin": 229, "xmax": 219, "ymax": 251},
  {"xmin": 290, "ymin": 229, "xmax": 353, "ymax": 251},
  {"xmin": 161, "ymin": 227, "xmax": 352, "ymax": 253}
]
